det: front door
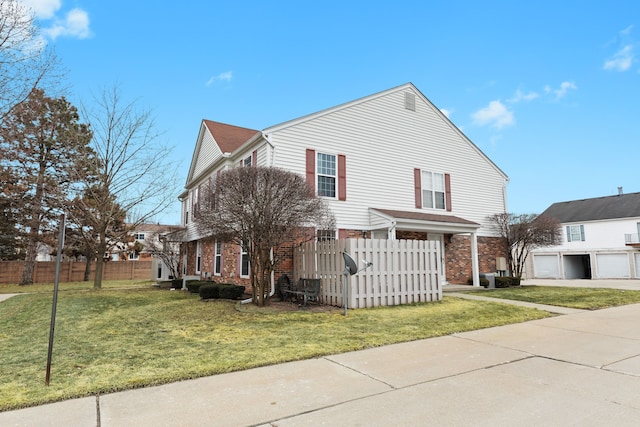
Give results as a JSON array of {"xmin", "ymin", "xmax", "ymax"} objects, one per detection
[{"xmin": 427, "ymin": 233, "xmax": 446, "ymax": 285}]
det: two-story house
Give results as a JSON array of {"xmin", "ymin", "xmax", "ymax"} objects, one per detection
[
  {"xmin": 528, "ymin": 190, "xmax": 640, "ymax": 279},
  {"xmin": 179, "ymin": 83, "xmax": 509, "ymax": 287}
]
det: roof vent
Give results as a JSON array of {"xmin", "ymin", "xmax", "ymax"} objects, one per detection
[
  {"xmin": 404, "ymin": 92, "xmax": 416, "ymax": 111},
  {"xmin": 618, "ymin": 186, "xmax": 623, "ymax": 195}
]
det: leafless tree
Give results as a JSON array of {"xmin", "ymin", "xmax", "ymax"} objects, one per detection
[
  {"xmin": 144, "ymin": 230, "xmax": 182, "ymax": 280},
  {"xmin": 0, "ymin": 0, "xmax": 59, "ymax": 120},
  {"xmin": 488, "ymin": 213, "xmax": 562, "ymax": 278},
  {"xmin": 195, "ymin": 166, "xmax": 334, "ymax": 306},
  {"xmin": 72, "ymin": 85, "xmax": 179, "ymax": 289}
]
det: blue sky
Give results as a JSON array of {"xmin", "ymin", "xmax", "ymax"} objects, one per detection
[{"xmin": 25, "ymin": 0, "xmax": 640, "ymax": 224}]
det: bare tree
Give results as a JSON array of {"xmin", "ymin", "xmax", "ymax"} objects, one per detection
[
  {"xmin": 73, "ymin": 85, "xmax": 179, "ymax": 289},
  {"xmin": 0, "ymin": 88, "xmax": 93, "ymax": 284},
  {"xmin": 144, "ymin": 229, "xmax": 182, "ymax": 280},
  {"xmin": 196, "ymin": 166, "xmax": 334, "ymax": 306},
  {"xmin": 0, "ymin": 0, "xmax": 59, "ymax": 120},
  {"xmin": 488, "ymin": 213, "xmax": 562, "ymax": 279}
]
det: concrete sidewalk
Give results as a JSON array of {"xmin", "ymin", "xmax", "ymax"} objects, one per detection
[{"xmin": 3, "ymin": 300, "xmax": 640, "ymax": 426}]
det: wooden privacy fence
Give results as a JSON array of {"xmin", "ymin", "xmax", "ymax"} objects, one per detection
[
  {"xmin": 293, "ymin": 238, "xmax": 442, "ymax": 309},
  {"xmin": 0, "ymin": 261, "xmax": 153, "ymax": 284}
]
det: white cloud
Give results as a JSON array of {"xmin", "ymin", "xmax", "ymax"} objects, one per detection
[
  {"xmin": 603, "ymin": 44, "xmax": 634, "ymax": 71},
  {"xmin": 545, "ymin": 81, "xmax": 577, "ymax": 100},
  {"xmin": 42, "ymin": 8, "xmax": 91, "ymax": 40},
  {"xmin": 471, "ymin": 100, "xmax": 514, "ymax": 129},
  {"xmin": 507, "ymin": 89, "xmax": 539, "ymax": 104},
  {"xmin": 20, "ymin": 0, "xmax": 61, "ymax": 19},
  {"xmin": 206, "ymin": 71, "xmax": 233, "ymax": 86}
]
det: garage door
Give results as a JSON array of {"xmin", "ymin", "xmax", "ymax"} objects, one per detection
[
  {"xmin": 595, "ymin": 253, "xmax": 630, "ymax": 278},
  {"xmin": 533, "ymin": 254, "xmax": 560, "ymax": 278}
]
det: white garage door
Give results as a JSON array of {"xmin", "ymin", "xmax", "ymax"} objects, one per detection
[
  {"xmin": 635, "ymin": 253, "xmax": 640, "ymax": 278},
  {"xmin": 533, "ymin": 254, "xmax": 560, "ymax": 278},
  {"xmin": 595, "ymin": 253, "xmax": 630, "ymax": 278}
]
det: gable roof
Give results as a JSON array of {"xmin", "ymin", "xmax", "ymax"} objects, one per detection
[
  {"xmin": 541, "ymin": 192, "xmax": 640, "ymax": 223},
  {"xmin": 202, "ymin": 120, "xmax": 260, "ymax": 154},
  {"xmin": 263, "ymin": 82, "xmax": 508, "ymax": 181}
]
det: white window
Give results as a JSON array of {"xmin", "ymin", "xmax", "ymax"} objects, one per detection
[
  {"xmin": 196, "ymin": 241, "xmax": 202, "ymax": 273},
  {"xmin": 240, "ymin": 243, "xmax": 249, "ymax": 277},
  {"xmin": 317, "ymin": 229, "xmax": 336, "ymax": 242},
  {"xmin": 128, "ymin": 251, "xmax": 139, "ymax": 260},
  {"xmin": 566, "ymin": 225, "xmax": 585, "ymax": 242},
  {"xmin": 214, "ymin": 241, "xmax": 222, "ymax": 276},
  {"xmin": 243, "ymin": 155, "xmax": 252, "ymax": 167},
  {"xmin": 422, "ymin": 171, "xmax": 446, "ymax": 210},
  {"xmin": 134, "ymin": 233, "xmax": 145, "ymax": 240},
  {"xmin": 317, "ymin": 153, "xmax": 336, "ymax": 198}
]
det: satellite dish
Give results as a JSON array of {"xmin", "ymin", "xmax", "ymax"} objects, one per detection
[{"xmin": 342, "ymin": 251, "xmax": 357, "ymax": 276}]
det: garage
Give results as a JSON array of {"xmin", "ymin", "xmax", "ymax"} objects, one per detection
[
  {"xmin": 533, "ymin": 254, "xmax": 560, "ymax": 278},
  {"xmin": 563, "ymin": 254, "xmax": 591, "ymax": 279},
  {"xmin": 595, "ymin": 253, "xmax": 630, "ymax": 278}
]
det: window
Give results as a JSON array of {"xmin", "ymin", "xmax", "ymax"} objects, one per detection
[
  {"xmin": 243, "ymin": 155, "xmax": 252, "ymax": 167},
  {"xmin": 240, "ymin": 243, "xmax": 249, "ymax": 277},
  {"xmin": 196, "ymin": 241, "xmax": 202, "ymax": 273},
  {"xmin": 566, "ymin": 225, "xmax": 585, "ymax": 242},
  {"xmin": 128, "ymin": 251, "xmax": 139, "ymax": 260},
  {"xmin": 214, "ymin": 241, "xmax": 222, "ymax": 276},
  {"xmin": 134, "ymin": 233, "xmax": 145, "ymax": 240},
  {"xmin": 317, "ymin": 229, "xmax": 336, "ymax": 241},
  {"xmin": 317, "ymin": 153, "xmax": 336, "ymax": 198},
  {"xmin": 422, "ymin": 171, "xmax": 446, "ymax": 210}
]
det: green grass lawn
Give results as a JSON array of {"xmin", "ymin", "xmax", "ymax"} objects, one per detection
[
  {"xmin": 0, "ymin": 286, "xmax": 551, "ymax": 412},
  {"xmin": 477, "ymin": 285, "xmax": 640, "ymax": 309}
]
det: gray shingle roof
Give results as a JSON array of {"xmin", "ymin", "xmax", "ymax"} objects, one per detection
[{"xmin": 541, "ymin": 192, "xmax": 640, "ymax": 223}]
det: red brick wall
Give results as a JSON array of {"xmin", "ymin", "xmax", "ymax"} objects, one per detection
[{"xmin": 445, "ymin": 235, "xmax": 508, "ymax": 284}]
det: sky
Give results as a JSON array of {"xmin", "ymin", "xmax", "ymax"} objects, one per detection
[{"xmin": 22, "ymin": 0, "xmax": 640, "ymax": 225}]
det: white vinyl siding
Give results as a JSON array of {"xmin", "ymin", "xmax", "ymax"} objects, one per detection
[
  {"xmin": 566, "ymin": 225, "xmax": 585, "ymax": 242},
  {"xmin": 265, "ymin": 86, "xmax": 507, "ymax": 234}
]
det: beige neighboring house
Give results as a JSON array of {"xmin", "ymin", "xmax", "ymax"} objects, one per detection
[{"xmin": 107, "ymin": 223, "xmax": 183, "ymax": 281}]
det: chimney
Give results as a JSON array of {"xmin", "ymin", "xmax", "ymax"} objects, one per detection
[{"xmin": 618, "ymin": 186, "xmax": 623, "ymax": 196}]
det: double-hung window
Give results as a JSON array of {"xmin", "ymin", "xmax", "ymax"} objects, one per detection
[
  {"xmin": 240, "ymin": 242, "xmax": 249, "ymax": 277},
  {"xmin": 213, "ymin": 241, "xmax": 222, "ymax": 276},
  {"xmin": 566, "ymin": 225, "xmax": 585, "ymax": 242},
  {"xmin": 422, "ymin": 171, "xmax": 446, "ymax": 210},
  {"xmin": 317, "ymin": 153, "xmax": 336, "ymax": 198},
  {"xmin": 134, "ymin": 233, "xmax": 145, "ymax": 241}
]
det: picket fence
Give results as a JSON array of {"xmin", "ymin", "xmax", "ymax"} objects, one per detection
[
  {"xmin": 293, "ymin": 238, "xmax": 442, "ymax": 308},
  {"xmin": 0, "ymin": 261, "xmax": 153, "ymax": 284}
]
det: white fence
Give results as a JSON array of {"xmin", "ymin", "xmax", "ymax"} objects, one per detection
[{"xmin": 293, "ymin": 238, "xmax": 442, "ymax": 308}]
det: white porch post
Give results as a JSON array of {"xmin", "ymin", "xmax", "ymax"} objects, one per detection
[{"xmin": 471, "ymin": 232, "xmax": 480, "ymax": 287}]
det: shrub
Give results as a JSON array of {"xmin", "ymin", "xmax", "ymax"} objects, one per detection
[
  {"xmin": 510, "ymin": 276, "xmax": 522, "ymax": 286},
  {"xmin": 494, "ymin": 276, "xmax": 512, "ymax": 288},
  {"xmin": 199, "ymin": 284, "xmax": 220, "ymax": 299},
  {"xmin": 186, "ymin": 281, "xmax": 209, "ymax": 294},
  {"xmin": 219, "ymin": 284, "xmax": 245, "ymax": 300},
  {"xmin": 171, "ymin": 279, "xmax": 183, "ymax": 289}
]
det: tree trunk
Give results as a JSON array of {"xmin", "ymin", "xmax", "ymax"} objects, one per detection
[
  {"xmin": 83, "ymin": 257, "xmax": 92, "ymax": 281},
  {"xmin": 93, "ymin": 232, "xmax": 108, "ymax": 289},
  {"xmin": 20, "ymin": 237, "xmax": 37, "ymax": 285}
]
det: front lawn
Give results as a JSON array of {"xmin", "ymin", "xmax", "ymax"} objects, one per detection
[
  {"xmin": 0, "ymin": 287, "xmax": 550, "ymax": 411},
  {"xmin": 477, "ymin": 285, "xmax": 640, "ymax": 310}
]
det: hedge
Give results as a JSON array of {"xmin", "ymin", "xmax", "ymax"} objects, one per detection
[{"xmin": 199, "ymin": 283, "xmax": 245, "ymax": 300}]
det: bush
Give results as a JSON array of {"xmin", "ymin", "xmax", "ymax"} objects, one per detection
[
  {"xmin": 494, "ymin": 276, "xmax": 512, "ymax": 288},
  {"xmin": 219, "ymin": 284, "xmax": 245, "ymax": 300},
  {"xmin": 171, "ymin": 279, "xmax": 183, "ymax": 289},
  {"xmin": 199, "ymin": 283, "xmax": 245, "ymax": 300},
  {"xmin": 510, "ymin": 276, "xmax": 522, "ymax": 286},
  {"xmin": 186, "ymin": 281, "xmax": 209, "ymax": 294},
  {"xmin": 199, "ymin": 284, "xmax": 220, "ymax": 299}
]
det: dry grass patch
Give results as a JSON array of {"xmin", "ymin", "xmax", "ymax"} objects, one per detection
[{"xmin": 0, "ymin": 289, "xmax": 550, "ymax": 411}]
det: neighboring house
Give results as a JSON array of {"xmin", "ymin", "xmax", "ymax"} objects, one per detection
[
  {"xmin": 107, "ymin": 223, "xmax": 183, "ymax": 281},
  {"xmin": 179, "ymin": 83, "xmax": 509, "ymax": 286},
  {"xmin": 528, "ymin": 190, "xmax": 640, "ymax": 279}
]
